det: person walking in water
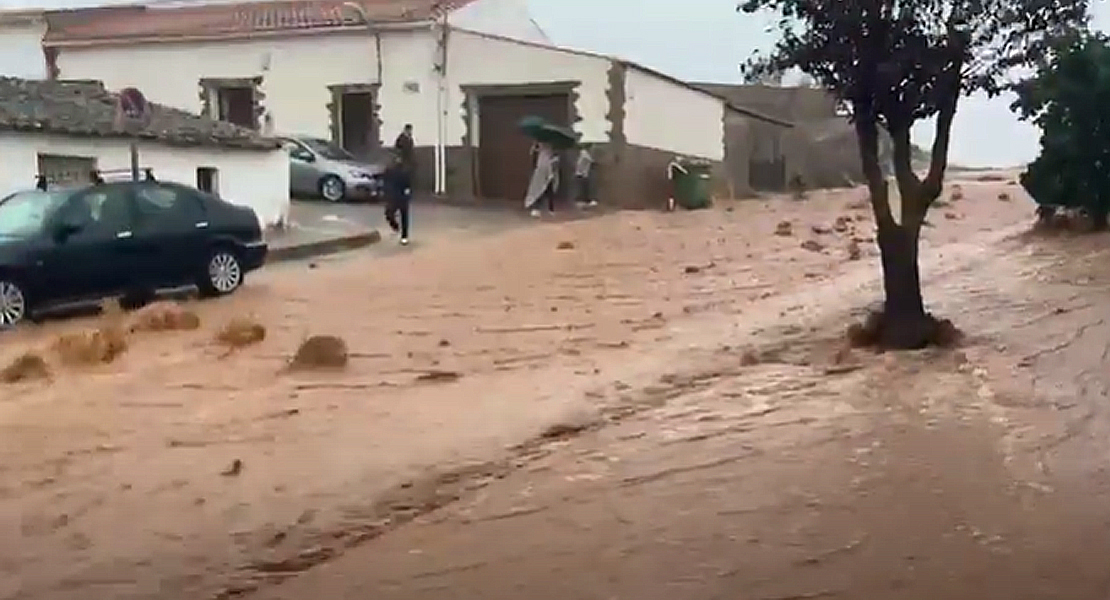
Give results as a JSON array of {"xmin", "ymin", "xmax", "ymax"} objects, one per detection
[
  {"xmin": 524, "ymin": 141, "xmax": 559, "ymax": 217},
  {"xmin": 394, "ymin": 123, "xmax": 415, "ymax": 181},
  {"xmin": 382, "ymin": 150, "xmax": 413, "ymax": 245},
  {"xmin": 574, "ymin": 143, "xmax": 597, "ymax": 208}
]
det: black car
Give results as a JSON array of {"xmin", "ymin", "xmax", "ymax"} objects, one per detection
[{"xmin": 0, "ymin": 180, "xmax": 267, "ymax": 327}]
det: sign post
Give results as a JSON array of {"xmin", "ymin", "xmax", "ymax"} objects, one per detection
[{"xmin": 115, "ymin": 87, "xmax": 150, "ymax": 182}]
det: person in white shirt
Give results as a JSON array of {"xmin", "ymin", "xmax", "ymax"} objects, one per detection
[{"xmin": 574, "ymin": 144, "xmax": 597, "ymax": 207}]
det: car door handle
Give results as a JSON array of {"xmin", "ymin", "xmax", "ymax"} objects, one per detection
[
  {"xmin": 116, "ymin": 231, "xmax": 133, "ymax": 239},
  {"xmin": 195, "ymin": 222, "xmax": 209, "ymax": 228}
]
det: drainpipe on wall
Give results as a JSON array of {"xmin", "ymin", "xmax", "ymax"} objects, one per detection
[
  {"xmin": 432, "ymin": 8, "xmax": 449, "ymax": 195},
  {"xmin": 433, "ymin": 38, "xmax": 443, "ymax": 194}
]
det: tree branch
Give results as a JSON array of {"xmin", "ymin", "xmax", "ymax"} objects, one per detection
[
  {"xmin": 889, "ymin": 123, "xmax": 922, "ymax": 200},
  {"xmin": 921, "ymin": 49, "xmax": 966, "ymax": 202},
  {"xmin": 921, "ymin": 87, "xmax": 958, "ymax": 202},
  {"xmin": 855, "ymin": 113, "xmax": 896, "ymax": 228}
]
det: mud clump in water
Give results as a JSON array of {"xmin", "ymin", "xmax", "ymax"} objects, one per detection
[
  {"xmin": 846, "ymin": 309, "xmax": 964, "ymax": 350},
  {"xmin": 52, "ymin": 325, "xmax": 128, "ymax": 366},
  {"xmin": 288, "ymin": 335, "xmax": 348, "ymax": 371},
  {"xmin": 739, "ymin": 349, "xmax": 761, "ymax": 366},
  {"xmin": 556, "ymin": 241, "xmax": 576, "ymax": 250},
  {"xmin": 846, "ymin": 240, "xmax": 862, "ymax": 261},
  {"xmin": 1, "ymin": 352, "xmax": 50, "ymax": 383},
  {"xmin": 774, "ymin": 221, "xmax": 793, "ymax": 236},
  {"xmin": 215, "ymin": 318, "xmax": 266, "ymax": 349},
  {"xmin": 130, "ymin": 302, "xmax": 201, "ymax": 333},
  {"xmin": 800, "ymin": 239, "xmax": 824, "ymax": 252}
]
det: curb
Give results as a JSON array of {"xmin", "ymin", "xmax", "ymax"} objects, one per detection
[{"xmin": 267, "ymin": 230, "xmax": 382, "ymax": 263}]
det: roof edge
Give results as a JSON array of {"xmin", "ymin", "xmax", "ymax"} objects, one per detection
[
  {"xmin": 42, "ymin": 18, "xmax": 429, "ymax": 48},
  {"xmin": 0, "ymin": 126, "xmax": 283, "ymax": 152},
  {"xmin": 0, "ymin": 9, "xmax": 46, "ymax": 26},
  {"xmin": 449, "ymin": 28, "xmax": 792, "ymax": 127}
]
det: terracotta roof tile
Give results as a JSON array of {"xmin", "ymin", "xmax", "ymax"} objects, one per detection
[
  {"xmin": 44, "ymin": 0, "xmax": 474, "ymax": 44},
  {"xmin": 0, "ymin": 77, "xmax": 279, "ymax": 150}
]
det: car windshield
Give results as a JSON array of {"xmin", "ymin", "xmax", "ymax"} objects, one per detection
[
  {"xmin": 0, "ymin": 190, "xmax": 70, "ymax": 237},
  {"xmin": 301, "ymin": 138, "xmax": 354, "ymax": 161}
]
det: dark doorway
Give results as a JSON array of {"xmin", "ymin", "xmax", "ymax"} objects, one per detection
[
  {"xmin": 749, "ymin": 158, "xmax": 786, "ymax": 191},
  {"xmin": 340, "ymin": 91, "xmax": 377, "ymax": 160},
  {"xmin": 477, "ymin": 93, "xmax": 571, "ymax": 202},
  {"xmin": 196, "ymin": 167, "xmax": 219, "ymax": 196},
  {"xmin": 217, "ymin": 87, "xmax": 255, "ymax": 130}
]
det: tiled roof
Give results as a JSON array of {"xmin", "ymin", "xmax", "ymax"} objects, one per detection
[
  {"xmin": 43, "ymin": 0, "xmax": 476, "ymax": 45},
  {"xmin": 0, "ymin": 77, "xmax": 279, "ymax": 151}
]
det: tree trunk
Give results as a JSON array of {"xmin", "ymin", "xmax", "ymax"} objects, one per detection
[
  {"xmin": 854, "ymin": 111, "xmax": 940, "ymax": 349},
  {"xmin": 875, "ymin": 219, "xmax": 933, "ymax": 349}
]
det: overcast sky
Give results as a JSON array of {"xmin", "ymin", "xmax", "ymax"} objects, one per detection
[
  {"xmin": 5, "ymin": 0, "xmax": 1110, "ymax": 167},
  {"xmin": 531, "ymin": 0, "xmax": 1110, "ymax": 168}
]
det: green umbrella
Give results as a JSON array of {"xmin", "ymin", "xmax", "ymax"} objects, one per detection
[{"xmin": 518, "ymin": 116, "xmax": 578, "ymax": 149}]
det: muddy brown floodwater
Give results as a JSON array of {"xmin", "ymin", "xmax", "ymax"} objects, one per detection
[{"xmin": 8, "ymin": 176, "xmax": 1109, "ymax": 600}]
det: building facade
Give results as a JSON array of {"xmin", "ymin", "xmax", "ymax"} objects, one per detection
[
  {"xmin": 25, "ymin": 0, "xmax": 775, "ymax": 207},
  {"xmin": 0, "ymin": 78, "xmax": 290, "ymax": 228}
]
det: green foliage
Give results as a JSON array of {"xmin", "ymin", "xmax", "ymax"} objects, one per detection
[
  {"xmin": 739, "ymin": 0, "xmax": 1089, "ymax": 128},
  {"xmin": 1014, "ymin": 34, "xmax": 1110, "ymax": 224}
]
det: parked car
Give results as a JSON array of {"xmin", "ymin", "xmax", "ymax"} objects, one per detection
[
  {"xmin": 0, "ymin": 180, "xmax": 267, "ymax": 327},
  {"xmin": 279, "ymin": 135, "xmax": 385, "ymax": 202}
]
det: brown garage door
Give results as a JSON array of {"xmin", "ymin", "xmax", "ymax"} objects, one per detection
[{"xmin": 478, "ymin": 94, "xmax": 570, "ymax": 201}]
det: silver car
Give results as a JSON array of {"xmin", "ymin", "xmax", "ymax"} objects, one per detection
[{"xmin": 279, "ymin": 136, "xmax": 384, "ymax": 202}]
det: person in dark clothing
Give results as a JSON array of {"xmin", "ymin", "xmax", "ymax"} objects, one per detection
[
  {"xmin": 382, "ymin": 151, "xmax": 413, "ymax": 245},
  {"xmin": 35, "ymin": 175, "xmax": 48, "ymax": 191},
  {"xmin": 89, "ymin": 170, "xmax": 104, "ymax": 185},
  {"xmin": 144, "ymin": 168, "xmax": 157, "ymax": 182},
  {"xmin": 394, "ymin": 124, "xmax": 415, "ymax": 177}
]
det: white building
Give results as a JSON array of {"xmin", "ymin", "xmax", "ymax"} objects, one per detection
[
  {"xmin": 0, "ymin": 10, "xmax": 47, "ymax": 79},
  {"xmin": 0, "ymin": 77, "xmax": 290, "ymax": 228},
  {"xmin": 19, "ymin": 0, "xmax": 782, "ymax": 207}
]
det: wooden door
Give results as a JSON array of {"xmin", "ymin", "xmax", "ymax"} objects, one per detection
[{"xmin": 478, "ymin": 94, "xmax": 570, "ymax": 201}]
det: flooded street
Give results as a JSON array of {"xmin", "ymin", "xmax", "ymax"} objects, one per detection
[{"xmin": 7, "ymin": 178, "xmax": 1110, "ymax": 600}]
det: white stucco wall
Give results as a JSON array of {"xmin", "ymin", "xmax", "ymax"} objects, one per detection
[
  {"xmin": 55, "ymin": 33, "xmax": 379, "ymax": 142},
  {"xmin": 449, "ymin": 0, "xmax": 549, "ymax": 43},
  {"xmin": 0, "ymin": 132, "xmax": 290, "ymax": 228},
  {"xmin": 51, "ymin": 0, "xmax": 553, "ymax": 149},
  {"xmin": 0, "ymin": 21, "xmax": 47, "ymax": 79},
  {"xmin": 623, "ymin": 68, "xmax": 725, "ymax": 160},
  {"xmin": 54, "ymin": 30, "xmax": 445, "ymax": 149},
  {"xmin": 446, "ymin": 30, "xmax": 612, "ymax": 145}
]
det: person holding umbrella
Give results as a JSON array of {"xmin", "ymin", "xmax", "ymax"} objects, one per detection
[
  {"xmin": 524, "ymin": 141, "xmax": 559, "ymax": 217},
  {"xmin": 519, "ymin": 116, "xmax": 576, "ymax": 217}
]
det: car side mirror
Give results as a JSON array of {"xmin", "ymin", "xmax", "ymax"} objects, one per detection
[{"xmin": 294, "ymin": 150, "xmax": 315, "ymax": 163}]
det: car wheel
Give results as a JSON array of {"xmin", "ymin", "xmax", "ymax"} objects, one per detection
[
  {"xmin": 0, "ymin": 278, "xmax": 29, "ymax": 329},
  {"xmin": 319, "ymin": 175, "xmax": 346, "ymax": 203},
  {"xmin": 197, "ymin": 248, "xmax": 244, "ymax": 298}
]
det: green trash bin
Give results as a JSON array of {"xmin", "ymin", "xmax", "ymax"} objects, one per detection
[{"xmin": 667, "ymin": 160, "xmax": 712, "ymax": 210}]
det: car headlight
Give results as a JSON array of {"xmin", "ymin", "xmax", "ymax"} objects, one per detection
[{"xmin": 345, "ymin": 169, "xmax": 373, "ymax": 180}]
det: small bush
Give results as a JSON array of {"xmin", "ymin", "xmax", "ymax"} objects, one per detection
[
  {"xmin": 53, "ymin": 325, "xmax": 128, "ymax": 366},
  {"xmin": 1, "ymin": 352, "xmax": 50, "ymax": 383},
  {"xmin": 288, "ymin": 335, "xmax": 348, "ymax": 371},
  {"xmin": 130, "ymin": 302, "xmax": 200, "ymax": 333},
  {"xmin": 215, "ymin": 317, "xmax": 266, "ymax": 349}
]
